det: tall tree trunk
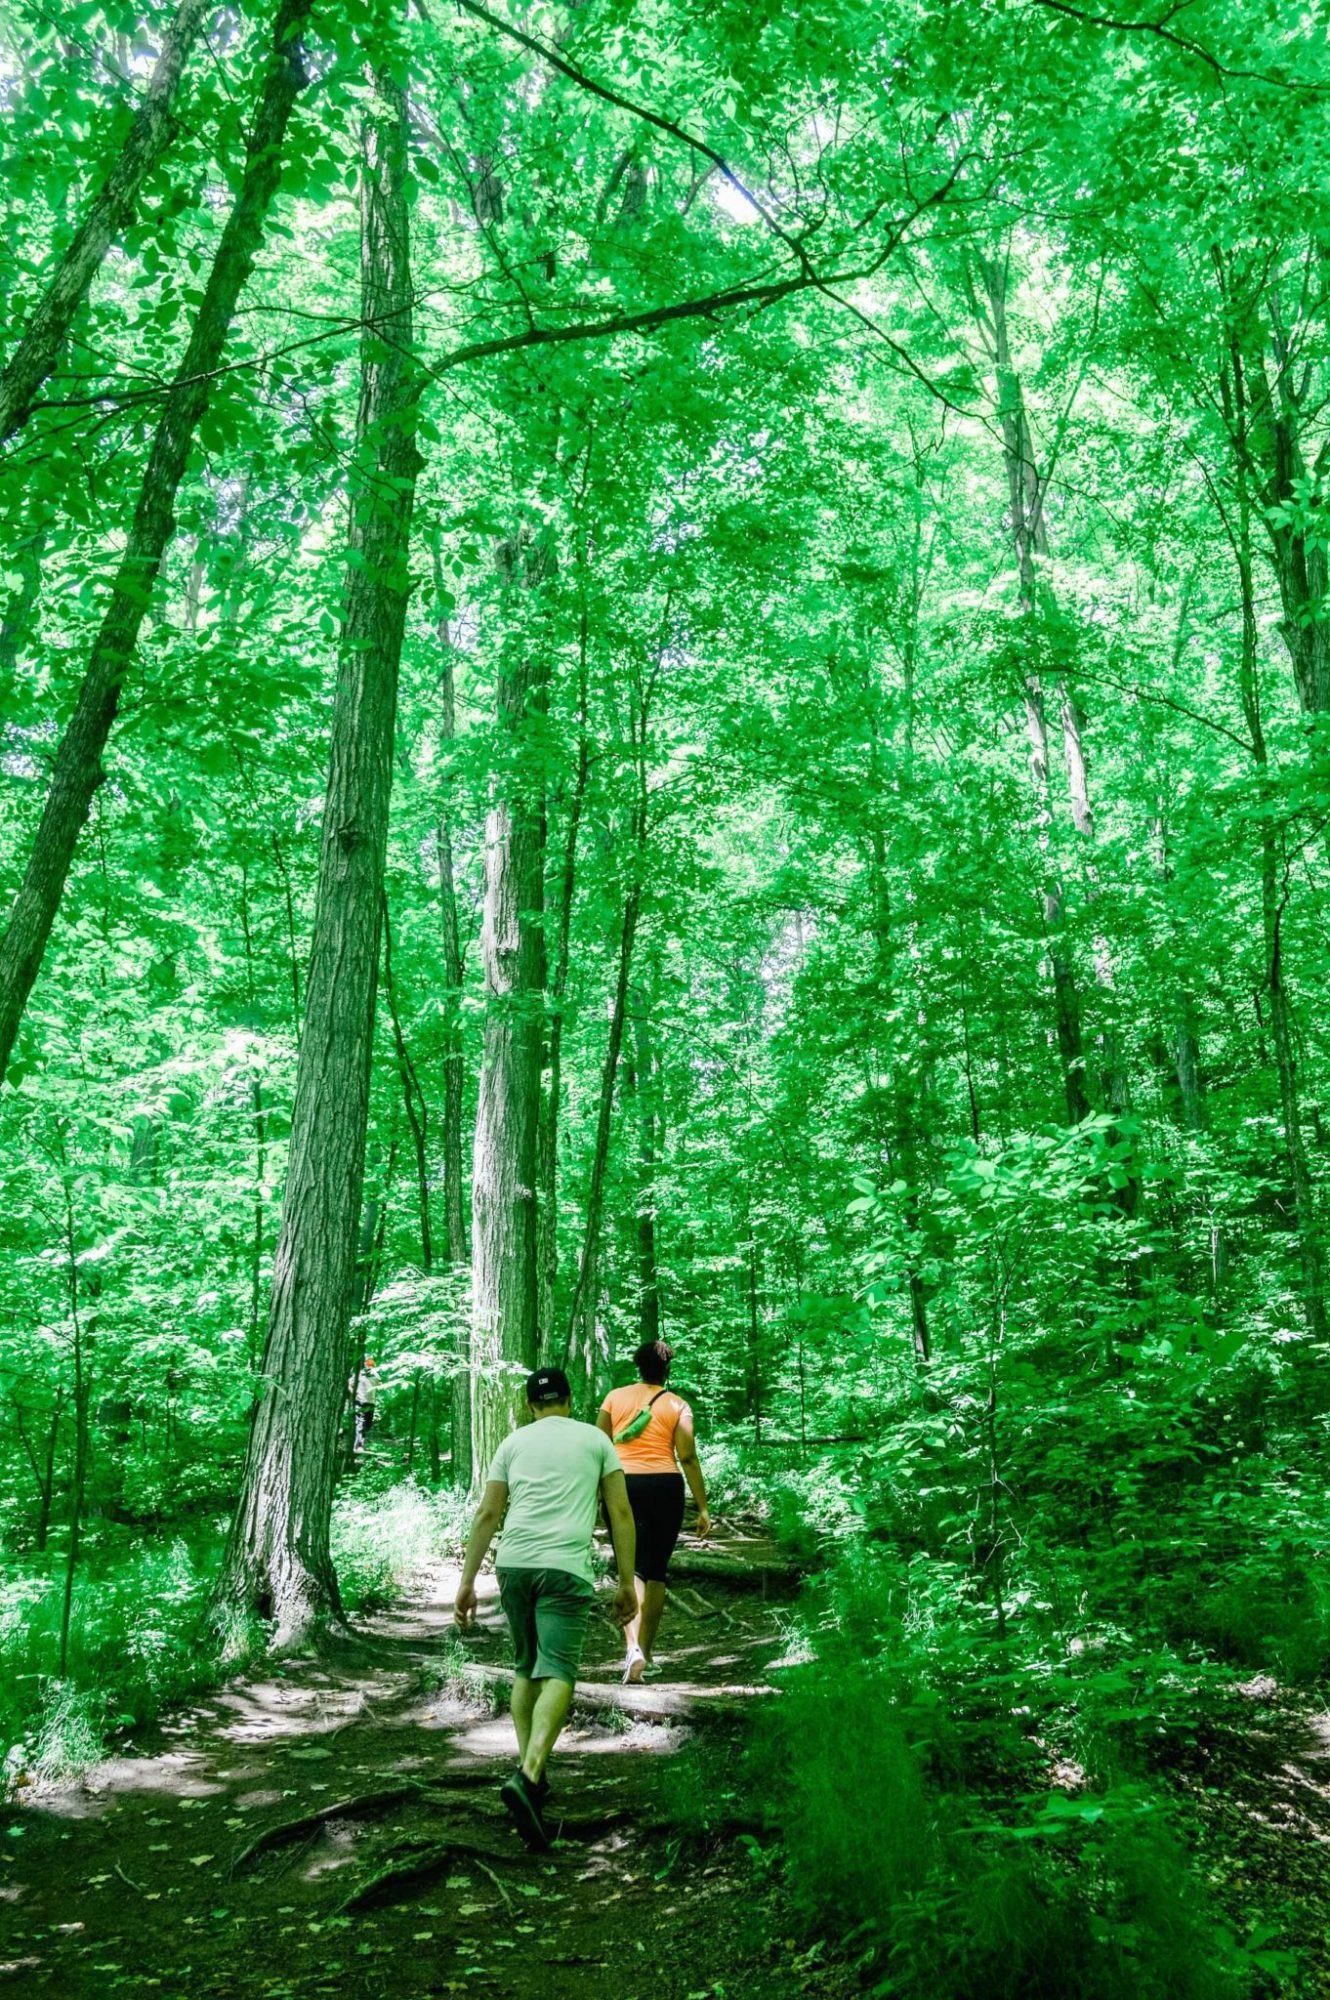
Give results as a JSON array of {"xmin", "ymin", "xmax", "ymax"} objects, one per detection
[
  {"xmin": 55, "ymin": 1156, "xmax": 89, "ymax": 1679},
  {"xmin": 863, "ymin": 657, "xmax": 931, "ymax": 1366},
  {"xmin": 432, "ymin": 533, "xmax": 468, "ymax": 1266},
  {"xmin": 382, "ymin": 891, "xmax": 432, "ymax": 1269},
  {"xmin": 1239, "ymin": 281, "xmax": 1330, "ymax": 718},
  {"xmin": 0, "ymin": 0, "xmax": 214, "ymax": 444},
  {"xmin": 0, "ymin": 0, "xmax": 314, "ymax": 1085},
  {"xmin": 563, "ymin": 866, "xmax": 643, "ymax": 1398},
  {"xmin": 538, "ymin": 603, "xmax": 591, "ymax": 1354},
  {"xmin": 970, "ymin": 253, "xmax": 1092, "ymax": 1125},
  {"xmin": 218, "ymin": 52, "xmax": 422, "ymax": 1642},
  {"xmin": 1222, "ymin": 336, "xmax": 1328, "ymax": 1344},
  {"xmin": 632, "ymin": 992, "xmax": 662, "ymax": 1347},
  {"xmin": 1152, "ymin": 579, "xmax": 1208, "ymax": 1133},
  {"xmin": 973, "ymin": 252, "xmax": 1135, "ymax": 1131},
  {"xmin": 239, "ymin": 861, "xmax": 269, "ymax": 1354},
  {"xmin": 563, "ymin": 654, "xmax": 652, "ymax": 1401},
  {"xmin": 468, "ymin": 540, "xmax": 553, "ymax": 1481},
  {"xmin": 431, "ymin": 543, "xmax": 472, "ymax": 1483}
]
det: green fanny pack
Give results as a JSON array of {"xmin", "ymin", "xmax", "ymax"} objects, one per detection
[{"xmin": 613, "ymin": 1388, "xmax": 667, "ymax": 1444}]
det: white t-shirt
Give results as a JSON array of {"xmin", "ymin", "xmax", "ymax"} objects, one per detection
[{"xmin": 488, "ymin": 1417, "xmax": 621, "ymax": 1584}]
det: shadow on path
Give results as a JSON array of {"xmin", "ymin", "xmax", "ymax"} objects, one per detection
[{"xmin": 0, "ymin": 1531, "xmax": 848, "ymax": 2000}]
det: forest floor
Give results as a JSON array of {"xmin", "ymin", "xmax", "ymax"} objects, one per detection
[
  {"xmin": 0, "ymin": 1528, "xmax": 856, "ymax": 2000},
  {"xmin": 1172, "ymin": 1678, "xmax": 1330, "ymax": 1996}
]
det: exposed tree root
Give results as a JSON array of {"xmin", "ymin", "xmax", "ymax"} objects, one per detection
[
  {"xmin": 547, "ymin": 1808, "xmax": 634, "ymax": 1841},
  {"xmin": 230, "ymin": 1784, "xmax": 423, "ymax": 1876},
  {"xmin": 339, "ymin": 1837, "xmax": 512, "ymax": 1912},
  {"xmin": 417, "ymin": 1771, "xmax": 512, "ymax": 1798},
  {"xmin": 673, "ymin": 1585, "xmax": 737, "ymax": 1627}
]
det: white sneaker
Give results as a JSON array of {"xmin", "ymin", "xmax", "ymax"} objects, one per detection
[{"xmin": 622, "ymin": 1646, "xmax": 645, "ymax": 1684}]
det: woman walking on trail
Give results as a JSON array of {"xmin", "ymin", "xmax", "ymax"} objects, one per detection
[{"xmin": 597, "ymin": 1339, "xmax": 711, "ymax": 1683}]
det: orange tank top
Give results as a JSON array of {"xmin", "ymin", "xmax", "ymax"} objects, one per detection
[{"xmin": 600, "ymin": 1384, "xmax": 690, "ymax": 1474}]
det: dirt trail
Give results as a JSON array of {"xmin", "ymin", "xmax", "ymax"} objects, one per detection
[
  {"xmin": 0, "ymin": 1532, "xmax": 844, "ymax": 2000},
  {"xmin": 1168, "ymin": 1684, "xmax": 1330, "ymax": 1995}
]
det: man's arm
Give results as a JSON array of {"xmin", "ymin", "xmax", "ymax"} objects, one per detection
[
  {"xmin": 600, "ymin": 1468, "xmax": 639, "ymax": 1625},
  {"xmin": 594, "ymin": 1408, "xmax": 614, "ymax": 1438},
  {"xmin": 675, "ymin": 1413, "xmax": 711, "ymax": 1537},
  {"xmin": 454, "ymin": 1479, "xmax": 507, "ymax": 1628}
]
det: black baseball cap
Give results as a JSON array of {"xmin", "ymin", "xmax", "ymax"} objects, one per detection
[{"xmin": 526, "ymin": 1367, "xmax": 571, "ymax": 1405}]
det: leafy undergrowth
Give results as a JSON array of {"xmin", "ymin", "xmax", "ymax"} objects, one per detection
[
  {"xmin": 1, "ymin": 1475, "xmax": 462, "ymax": 1789},
  {"xmin": 721, "ymin": 1528, "xmax": 1317, "ymax": 1997}
]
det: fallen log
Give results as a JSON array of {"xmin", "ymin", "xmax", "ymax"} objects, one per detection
[{"xmin": 666, "ymin": 1547, "xmax": 802, "ymax": 1585}]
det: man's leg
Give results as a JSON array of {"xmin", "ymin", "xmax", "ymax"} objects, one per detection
[
  {"xmin": 520, "ymin": 1676, "xmax": 574, "ymax": 1785},
  {"xmin": 510, "ymin": 1675, "xmax": 537, "ymax": 1764}
]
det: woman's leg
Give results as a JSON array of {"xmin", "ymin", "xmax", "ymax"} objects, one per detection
[
  {"xmin": 624, "ymin": 1576, "xmax": 647, "ymax": 1652},
  {"xmin": 637, "ymin": 1580, "xmax": 668, "ymax": 1660}
]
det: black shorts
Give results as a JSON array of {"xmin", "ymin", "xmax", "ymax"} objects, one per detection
[{"xmin": 625, "ymin": 1472, "xmax": 686, "ymax": 1584}]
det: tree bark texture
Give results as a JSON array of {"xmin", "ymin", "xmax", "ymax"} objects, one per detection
[
  {"xmin": 219, "ymin": 56, "xmax": 422, "ymax": 1641},
  {"xmin": 0, "ymin": 0, "xmax": 215, "ymax": 444},
  {"xmin": 0, "ymin": 0, "xmax": 314, "ymax": 1086}
]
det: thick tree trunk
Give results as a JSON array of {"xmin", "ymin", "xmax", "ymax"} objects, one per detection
[
  {"xmin": 0, "ymin": 0, "xmax": 214, "ymax": 444},
  {"xmin": 218, "ymin": 56, "xmax": 422, "ymax": 1642},
  {"xmin": 468, "ymin": 550, "xmax": 552, "ymax": 1481},
  {"xmin": 0, "ymin": 0, "xmax": 314, "ymax": 1086}
]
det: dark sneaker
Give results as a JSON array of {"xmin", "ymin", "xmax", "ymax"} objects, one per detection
[{"xmin": 501, "ymin": 1770, "xmax": 550, "ymax": 1852}]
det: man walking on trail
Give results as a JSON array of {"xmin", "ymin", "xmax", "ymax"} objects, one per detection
[
  {"xmin": 348, "ymin": 1355, "xmax": 379, "ymax": 1457},
  {"xmin": 454, "ymin": 1367, "xmax": 637, "ymax": 1852}
]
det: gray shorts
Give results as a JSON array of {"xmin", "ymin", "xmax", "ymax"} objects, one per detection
[{"xmin": 497, "ymin": 1566, "xmax": 595, "ymax": 1686}]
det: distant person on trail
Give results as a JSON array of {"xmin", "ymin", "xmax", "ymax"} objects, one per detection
[
  {"xmin": 349, "ymin": 1356, "xmax": 379, "ymax": 1456},
  {"xmin": 597, "ymin": 1340, "xmax": 711, "ymax": 1684},
  {"xmin": 454, "ymin": 1366, "xmax": 638, "ymax": 1853}
]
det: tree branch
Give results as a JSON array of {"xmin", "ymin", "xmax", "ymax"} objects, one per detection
[{"xmin": 1026, "ymin": 0, "xmax": 1330, "ymax": 93}]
